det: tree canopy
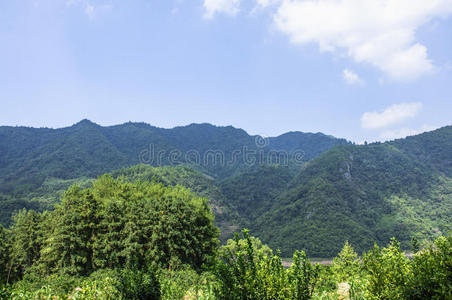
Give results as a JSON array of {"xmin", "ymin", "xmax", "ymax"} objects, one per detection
[{"xmin": 3, "ymin": 175, "xmax": 219, "ymax": 283}]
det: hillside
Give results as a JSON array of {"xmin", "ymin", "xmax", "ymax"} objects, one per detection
[
  {"xmin": 252, "ymin": 126, "xmax": 452, "ymax": 257},
  {"xmin": 0, "ymin": 120, "xmax": 347, "ymax": 225},
  {"xmin": 218, "ymin": 165, "xmax": 294, "ymax": 228},
  {"xmin": 0, "ymin": 121, "xmax": 450, "ymax": 258}
]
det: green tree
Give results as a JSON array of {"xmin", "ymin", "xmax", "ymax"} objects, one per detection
[
  {"xmin": 363, "ymin": 238, "xmax": 412, "ymax": 299},
  {"xmin": 9, "ymin": 209, "xmax": 44, "ymax": 279},
  {"xmin": 92, "ymin": 196, "xmax": 127, "ymax": 270},
  {"xmin": 332, "ymin": 241, "xmax": 360, "ymax": 282},
  {"xmin": 37, "ymin": 176, "xmax": 219, "ymax": 276},
  {"xmin": 116, "ymin": 180, "xmax": 219, "ymax": 270},
  {"xmin": 0, "ymin": 225, "xmax": 10, "ymax": 284},
  {"xmin": 214, "ymin": 230, "xmax": 277, "ymax": 299},
  {"xmin": 407, "ymin": 235, "xmax": 452, "ymax": 299},
  {"xmin": 287, "ymin": 250, "xmax": 319, "ymax": 300},
  {"xmin": 40, "ymin": 186, "xmax": 102, "ymax": 275},
  {"xmin": 214, "ymin": 229, "xmax": 319, "ymax": 300}
]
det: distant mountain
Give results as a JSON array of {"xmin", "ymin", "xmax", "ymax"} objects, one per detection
[
  {"xmin": 268, "ymin": 132, "xmax": 347, "ymax": 160},
  {"xmin": 0, "ymin": 120, "xmax": 348, "ymax": 225},
  {"xmin": 252, "ymin": 126, "xmax": 452, "ymax": 257},
  {"xmin": 1, "ymin": 120, "xmax": 450, "ymax": 258},
  {"xmin": 389, "ymin": 125, "xmax": 452, "ymax": 176}
]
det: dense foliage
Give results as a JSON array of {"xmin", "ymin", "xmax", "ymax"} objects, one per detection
[
  {"xmin": 0, "ymin": 121, "xmax": 451, "ymax": 259},
  {"xmin": 0, "ymin": 170, "xmax": 450, "ymax": 299},
  {"xmin": 110, "ymin": 164, "xmax": 240, "ymax": 241},
  {"xmin": 218, "ymin": 165, "xmax": 294, "ymax": 228},
  {"xmin": 253, "ymin": 127, "xmax": 452, "ymax": 257},
  {"xmin": 0, "ymin": 119, "xmax": 346, "ymax": 225},
  {"xmin": 1, "ymin": 176, "xmax": 219, "ymax": 289},
  {"xmin": 2, "ymin": 224, "xmax": 451, "ymax": 299},
  {"xmin": 214, "ymin": 230, "xmax": 320, "ymax": 300}
]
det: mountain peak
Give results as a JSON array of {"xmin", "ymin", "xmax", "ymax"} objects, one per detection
[{"xmin": 73, "ymin": 119, "xmax": 98, "ymax": 127}]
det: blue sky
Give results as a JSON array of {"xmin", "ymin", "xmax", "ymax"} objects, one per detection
[{"xmin": 1, "ymin": 0, "xmax": 451, "ymax": 143}]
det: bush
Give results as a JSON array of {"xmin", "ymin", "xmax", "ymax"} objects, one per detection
[
  {"xmin": 0, "ymin": 284, "xmax": 11, "ymax": 300},
  {"xmin": 313, "ymin": 265, "xmax": 336, "ymax": 295},
  {"xmin": 159, "ymin": 267, "xmax": 217, "ymax": 300},
  {"xmin": 331, "ymin": 241, "xmax": 361, "ymax": 282},
  {"xmin": 287, "ymin": 250, "xmax": 320, "ymax": 299},
  {"xmin": 11, "ymin": 271, "xmax": 83, "ymax": 297},
  {"xmin": 116, "ymin": 268, "xmax": 160, "ymax": 300},
  {"xmin": 214, "ymin": 229, "xmax": 319, "ymax": 300},
  {"xmin": 5, "ymin": 268, "xmax": 159, "ymax": 299},
  {"xmin": 68, "ymin": 275, "xmax": 121, "ymax": 299},
  {"xmin": 363, "ymin": 238, "xmax": 412, "ymax": 299},
  {"xmin": 407, "ymin": 235, "xmax": 452, "ymax": 299}
]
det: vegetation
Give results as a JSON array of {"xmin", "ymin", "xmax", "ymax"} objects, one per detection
[
  {"xmin": 331, "ymin": 241, "xmax": 361, "ymax": 282},
  {"xmin": 1, "ymin": 176, "xmax": 218, "ymax": 287},
  {"xmin": 0, "ymin": 119, "xmax": 345, "ymax": 195},
  {"xmin": 254, "ymin": 127, "xmax": 452, "ymax": 257},
  {"xmin": 218, "ymin": 165, "xmax": 294, "ymax": 228},
  {"xmin": 110, "ymin": 164, "xmax": 239, "ymax": 238},
  {"xmin": 214, "ymin": 230, "xmax": 320, "ymax": 300},
  {"xmin": 0, "ymin": 121, "xmax": 451, "ymax": 260},
  {"xmin": 0, "ymin": 175, "xmax": 450, "ymax": 299},
  {"xmin": 1, "ymin": 210, "xmax": 451, "ymax": 299}
]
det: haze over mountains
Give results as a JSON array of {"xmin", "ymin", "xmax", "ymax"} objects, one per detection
[{"xmin": 0, "ymin": 120, "xmax": 450, "ymax": 257}]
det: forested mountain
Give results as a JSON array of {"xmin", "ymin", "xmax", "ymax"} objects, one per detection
[
  {"xmin": 390, "ymin": 125, "xmax": 452, "ymax": 176},
  {"xmin": 0, "ymin": 120, "xmax": 348, "ymax": 186},
  {"xmin": 0, "ymin": 121, "xmax": 451, "ymax": 258},
  {"xmin": 253, "ymin": 126, "xmax": 452, "ymax": 257},
  {"xmin": 0, "ymin": 120, "xmax": 347, "ymax": 226},
  {"xmin": 218, "ymin": 165, "xmax": 294, "ymax": 228}
]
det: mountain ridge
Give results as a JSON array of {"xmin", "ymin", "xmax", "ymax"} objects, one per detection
[
  {"xmin": 0, "ymin": 120, "xmax": 450, "ymax": 257},
  {"xmin": 252, "ymin": 126, "xmax": 452, "ymax": 256},
  {"xmin": 0, "ymin": 119, "xmax": 349, "ymax": 227}
]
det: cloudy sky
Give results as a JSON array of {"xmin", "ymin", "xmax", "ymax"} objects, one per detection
[{"xmin": 1, "ymin": 0, "xmax": 451, "ymax": 143}]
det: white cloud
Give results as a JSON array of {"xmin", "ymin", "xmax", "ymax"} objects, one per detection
[
  {"xmin": 343, "ymin": 69, "xmax": 363, "ymax": 85},
  {"xmin": 361, "ymin": 102, "xmax": 423, "ymax": 129},
  {"xmin": 203, "ymin": 0, "xmax": 241, "ymax": 19},
  {"xmin": 273, "ymin": 0, "xmax": 452, "ymax": 81},
  {"xmin": 380, "ymin": 124, "xmax": 438, "ymax": 140}
]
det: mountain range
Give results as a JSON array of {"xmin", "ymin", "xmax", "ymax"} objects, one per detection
[{"xmin": 0, "ymin": 120, "xmax": 450, "ymax": 257}]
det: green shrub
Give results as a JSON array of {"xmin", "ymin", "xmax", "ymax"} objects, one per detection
[
  {"xmin": 363, "ymin": 238, "xmax": 412, "ymax": 299},
  {"xmin": 68, "ymin": 275, "xmax": 121, "ymax": 299},
  {"xmin": 348, "ymin": 278, "xmax": 366, "ymax": 300},
  {"xmin": 214, "ymin": 229, "xmax": 319, "ymax": 300},
  {"xmin": 159, "ymin": 267, "xmax": 217, "ymax": 300},
  {"xmin": 7, "ymin": 273, "xmax": 120, "ymax": 299},
  {"xmin": 116, "ymin": 268, "xmax": 160, "ymax": 300},
  {"xmin": 11, "ymin": 271, "xmax": 83, "ymax": 297},
  {"xmin": 0, "ymin": 284, "xmax": 11, "ymax": 300},
  {"xmin": 287, "ymin": 250, "xmax": 320, "ymax": 299},
  {"xmin": 332, "ymin": 241, "xmax": 361, "ymax": 282},
  {"xmin": 407, "ymin": 235, "xmax": 452, "ymax": 299},
  {"xmin": 313, "ymin": 265, "xmax": 336, "ymax": 295}
]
